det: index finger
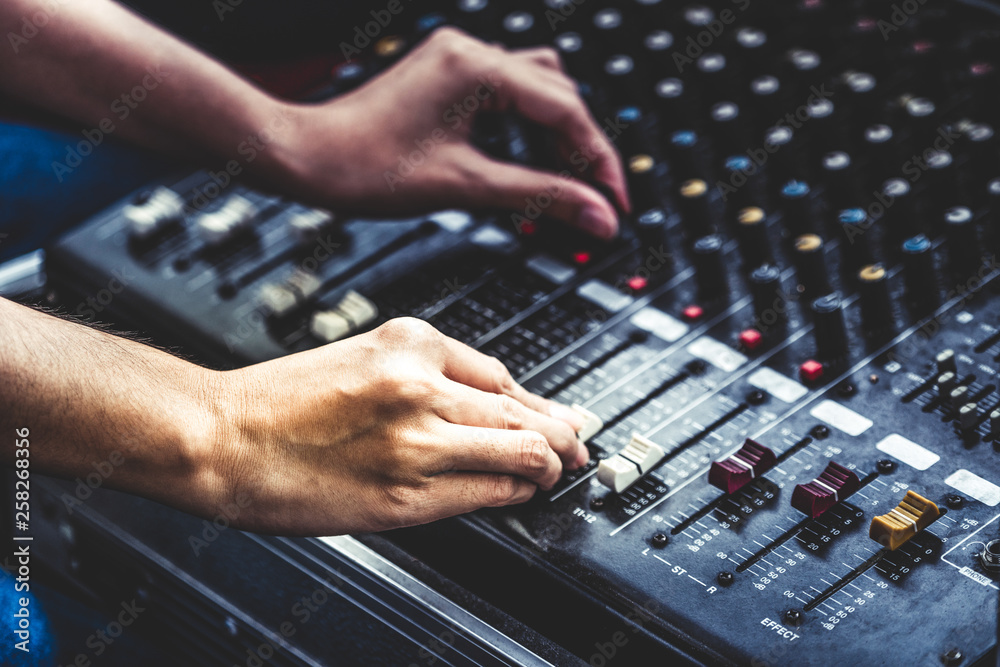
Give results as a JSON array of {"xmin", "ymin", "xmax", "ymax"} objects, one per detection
[
  {"xmin": 436, "ymin": 333, "xmax": 586, "ymax": 432},
  {"xmin": 497, "ymin": 59, "xmax": 630, "ymax": 213}
]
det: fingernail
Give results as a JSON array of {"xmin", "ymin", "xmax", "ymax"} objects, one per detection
[
  {"xmin": 577, "ymin": 205, "xmax": 618, "ymax": 240},
  {"xmin": 575, "ymin": 441, "xmax": 590, "ymax": 468},
  {"xmin": 549, "ymin": 402, "xmax": 585, "ymax": 430}
]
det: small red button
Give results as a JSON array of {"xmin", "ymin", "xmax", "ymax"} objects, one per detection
[
  {"xmin": 738, "ymin": 329, "xmax": 763, "ymax": 351},
  {"xmin": 800, "ymin": 359, "xmax": 824, "ymax": 383},
  {"xmin": 971, "ymin": 61, "xmax": 994, "ymax": 76},
  {"xmin": 573, "ymin": 251, "xmax": 591, "ymax": 265},
  {"xmin": 682, "ymin": 305, "xmax": 703, "ymax": 321},
  {"xmin": 520, "ymin": 219, "xmax": 538, "ymax": 235},
  {"xmin": 627, "ymin": 276, "xmax": 648, "ymax": 291}
]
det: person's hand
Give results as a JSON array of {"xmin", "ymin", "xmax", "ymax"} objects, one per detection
[
  {"xmin": 206, "ymin": 318, "xmax": 589, "ymax": 536},
  {"xmin": 269, "ymin": 26, "xmax": 629, "ymax": 239}
]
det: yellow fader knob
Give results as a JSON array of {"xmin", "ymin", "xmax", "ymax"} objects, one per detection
[{"xmin": 869, "ymin": 491, "xmax": 940, "ymax": 551}]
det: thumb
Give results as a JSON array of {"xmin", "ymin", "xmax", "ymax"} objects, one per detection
[{"xmin": 456, "ymin": 149, "xmax": 620, "ymax": 239}]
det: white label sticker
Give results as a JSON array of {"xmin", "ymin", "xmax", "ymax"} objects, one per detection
[
  {"xmin": 945, "ymin": 469, "xmax": 1000, "ymax": 507},
  {"xmin": 576, "ymin": 280, "xmax": 633, "ymax": 313},
  {"xmin": 747, "ymin": 367, "xmax": 808, "ymax": 403},
  {"xmin": 525, "ymin": 255, "xmax": 576, "ymax": 284},
  {"xmin": 875, "ymin": 434, "xmax": 940, "ymax": 471},
  {"xmin": 687, "ymin": 337, "xmax": 747, "ymax": 373},
  {"xmin": 630, "ymin": 307, "xmax": 689, "ymax": 343},
  {"xmin": 809, "ymin": 400, "xmax": 873, "ymax": 436}
]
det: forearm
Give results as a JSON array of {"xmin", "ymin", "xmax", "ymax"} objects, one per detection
[
  {"xmin": 0, "ymin": 301, "xmax": 587, "ymax": 537},
  {"xmin": 0, "ymin": 297, "xmax": 226, "ymax": 515},
  {"xmin": 0, "ymin": 13, "xmax": 626, "ymax": 234},
  {"xmin": 0, "ymin": 0, "xmax": 292, "ymax": 169}
]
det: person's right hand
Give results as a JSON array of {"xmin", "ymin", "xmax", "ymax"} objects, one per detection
[
  {"xmin": 266, "ymin": 26, "xmax": 628, "ymax": 239},
  {"xmin": 205, "ymin": 317, "xmax": 589, "ymax": 536}
]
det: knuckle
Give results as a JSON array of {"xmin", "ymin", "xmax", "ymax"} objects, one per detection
[
  {"xmin": 517, "ymin": 436, "xmax": 551, "ymax": 477},
  {"xmin": 378, "ymin": 480, "xmax": 427, "ymax": 527},
  {"xmin": 488, "ymin": 356, "xmax": 516, "ymax": 393},
  {"xmin": 554, "ymin": 100, "xmax": 584, "ymax": 127},
  {"xmin": 381, "ymin": 481, "xmax": 417, "ymax": 512},
  {"xmin": 534, "ymin": 46, "xmax": 561, "ymax": 65},
  {"xmin": 427, "ymin": 27, "xmax": 502, "ymax": 79},
  {"xmin": 379, "ymin": 427, "xmax": 410, "ymax": 468},
  {"xmin": 478, "ymin": 475, "xmax": 517, "ymax": 506},
  {"xmin": 402, "ymin": 374, "xmax": 438, "ymax": 400},
  {"xmin": 428, "ymin": 25, "xmax": 464, "ymax": 44},
  {"xmin": 378, "ymin": 317, "xmax": 439, "ymax": 346},
  {"xmin": 380, "ymin": 436, "xmax": 434, "ymax": 493},
  {"xmin": 373, "ymin": 368, "xmax": 426, "ymax": 396},
  {"xmin": 495, "ymin": 395, "xmax": 524, "ymax": 430},
  {"xmin": 431, "ymin": 27, "xmax": 474, "ymax": 63}
]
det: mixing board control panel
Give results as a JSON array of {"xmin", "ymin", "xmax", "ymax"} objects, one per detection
[{"xmin": 44, "ymin": 0, "xmax": 1000, "ymax": 664}]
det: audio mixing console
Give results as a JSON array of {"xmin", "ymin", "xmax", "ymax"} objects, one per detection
[{"xmin": 38, "ymin": 0, "xmax": 1000, "ymax": 664}]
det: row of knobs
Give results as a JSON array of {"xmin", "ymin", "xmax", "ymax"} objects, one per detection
[
  {"xmin": 623, "ymin": 118, "xmax": 997, "ymax": 237},
  {"xmin": 629, "ymin": 186, "xmax": 994, "ymax": 364},
  {"xmin": 493, "ymin": 0, "xmax": 985, "ymax": 81}
]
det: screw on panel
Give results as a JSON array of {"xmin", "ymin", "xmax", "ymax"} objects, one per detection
[
  {"xmin": 783, "ymin": 609, "xmax": 803, "ymax": 627},
  {"xmin": 945, "ymin": 494, "xmax": 964, "ymax": 509},
  {"xmin": 810, "ymin": 424, "xmax": 830, "ymax": 439},
  {"xmin": 651, "ymin": 532, "xmax": 668, "ymax": 548},
  {"xmin": 686, "ymin": 359, "xmax": 708, "ymax": 375},
  {"xmin": 877, "ymin": 459, "xmax": 896, "ymax": 474},
  {"xmin": 629, "ymin": 329, "xmax": 649, "ymax": 344},
  {"xmin": 590, "ymin": 497, "xmax": 605, "ymax": 511},
  {"xmin": 746, "ymin": 389, "xmax": 767, "ymax": 405},
  {"xmin": 717, "ymin": 571, "xmax": 734, "ymax": 587},
  {"xmin": 218, "ymin": 281, "xmax": 237, "ymax": 300},
  {"xmin": 942, "ymin": 648, "xmax": 963, "ymax": 665}
]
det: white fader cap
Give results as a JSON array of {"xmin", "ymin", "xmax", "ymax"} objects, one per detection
[
  {"xmin": 123, "ymin": 187, "xmax": 185, "ymax": 238},
  {"xmin": 571, "ymin": 404, "xmax": 604, "ymax": 442},
  {"xmin": 309, "ymin": 290, "xmax": 379, "ymax": 343},
  {"xmin": 196, "ymin": 195, "xmax": 259, "ymax": 245},
  {"xmin": 597, "ymin": 433, "xmax": 665, "ymax": 493}
]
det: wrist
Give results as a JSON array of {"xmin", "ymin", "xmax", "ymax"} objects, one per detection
[
  {"xmin": 181, "ymin": 366, "xmax": 256, "ymax": 515},
  {"xmin": 247, "ymin": 101, "xmax": 317, "ymax": 197},
  {"xmin": 248, "ymin": 99, "xmax": 365, "ymax": 207}
]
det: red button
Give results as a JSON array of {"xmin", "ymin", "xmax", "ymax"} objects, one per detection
[
  {"xmin": 971, "ymin": 61, "xmax": 994, "ymax": 76},
  {"xmin": 520, "ymin": 219, "xmax": 538, "ymax": 235},
  {"xmin": 573, "ymin": 251, "xmax": 591, "ymax": 265},
  {"xmin": 738, "ymin": 329, "xmax": 763, "ymax": 351},
  {"xmin": 682, "ymin": 305, "xmax": 703, "ymax": 321},
  {"xmin": 799, "ymin": 360, "xmax": 824, "ymax": 383},
  {"xmin": 627, "ymin": 276, "xmax": 648, "ymax": 291}
]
